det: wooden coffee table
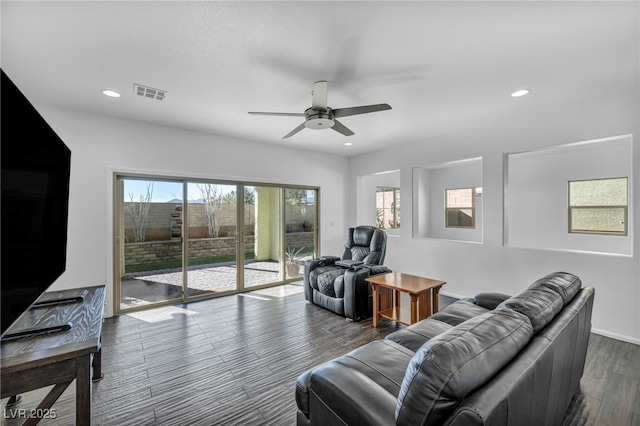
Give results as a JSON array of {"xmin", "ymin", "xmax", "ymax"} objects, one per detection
[{"xmin": 365, "ymin": 272, "xmax": 446, "ymax": 327}]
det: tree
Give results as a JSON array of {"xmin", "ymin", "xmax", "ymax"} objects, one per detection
[
  {"xmin": 126, "ymin": 182, "xmax": 154, "ymax": 242},
  {"xmin": 222, "ymin": 191, "xmax": 236, "ymax": 204},
  {"xmin": 244, "ymin": 187, "xmax": 255, "ymax": 205},
  {"xmin": 198, "ymin": 184, "xmax": 222, "ymax": 238},
  {"xmin": 285, "ymin": 188, "xmax": 307, "ymax": 205}
]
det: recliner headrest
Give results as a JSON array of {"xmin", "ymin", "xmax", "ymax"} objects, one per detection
[
  {"xmin": 498, "ymin": 287, "xmax": 563, "ymax": 333},
  {"xmin": 342, "ymin": 226, "xmax": 387, "ymax": 265},
  {"xmin": 352, "ymin": 226, "xmax": 375, "ymax": 247},
  {"xmin": 497, "ymin": 272, "xmax": 582, "ymax": 333},
  {"xmin": 527, "ymin": 272, "xmax": 582, "ymax": 306}
]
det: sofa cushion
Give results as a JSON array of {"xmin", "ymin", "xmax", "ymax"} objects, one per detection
[
  {"xmin": 335, "ymin": 339, "xmax": 416, "ymax": 395},
  {"xmin": 386, "ymin": 318, "xmax": 454, "ymax": 352},
  {"xmin": 395, "ymin": 308, "xmax": 533, "ymax": 425},
  {"xmin": 296, "ymin": 339, "xmax": 414, "ymax": 416},
  {"xmin": 429, "ymin": 299, "xmax": 492, "ymax": 326},
  {"xmin": 498, "ymin": 287, "xmax": 563, "ymax": 333},
  {"xmin": 527, "ymin": 271, "xmax": 581, "ymax": 306}
]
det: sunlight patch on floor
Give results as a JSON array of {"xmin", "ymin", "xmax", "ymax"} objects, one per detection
[
  {"xmin": 237, "ymin": 293, "xmax": 272, "ymax": 301},
  {"xmin": 126, "ymin": 305, "xmax": 198, "ymax": 323},
  {"xmin": 253, "ymin": 284, "xmax": 304, "ymax": 298}
]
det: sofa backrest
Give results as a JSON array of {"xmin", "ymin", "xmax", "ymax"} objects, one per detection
[
  {"xmin": 395, "ymin": 272, "xmax": 588, "ymax": 426},
  {"xmin": 497, "ymin": 272, "xmax": 582, "ymax": 333},
  {"xmin": 395, "ymin": 308, "xmax": 534, "ymax": 425},
  {"xmin": 446, "ymin": 286, "xmax": 595, "ymax": 426},
  {"xmin": 527, "ymin": 271, "xmax": 582, "ymax": 305},
  {"xmin": 341, "ymin": 226, "xmax": 387, "ymax": 265}
]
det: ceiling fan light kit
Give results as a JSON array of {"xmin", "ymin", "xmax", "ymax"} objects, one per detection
[
  {"xmin": 249, "ymin": 80, "xmax": 391, "ymax": 139},
  {"xmin": 304, "ymin": 108, "xmax": 334, "ymax": 129}
]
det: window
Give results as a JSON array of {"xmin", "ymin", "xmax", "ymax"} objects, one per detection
[
  {"xmin": 446, "ymin": 188, "xmax": 476, "ymax": 228},
  {"xmin": 568, "ymin": 177, "xmax": 628, "ymax": 235},
  {"xmin": 376, "ymin": 186, "xmax": 400, "ymax": 229}
]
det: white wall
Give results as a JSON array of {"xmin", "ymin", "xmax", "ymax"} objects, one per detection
[
  {"xmin": 349, "ymin": 89, "xmax": 640, "ymax": 344},
  {"xmin": 507, "ymin": 136, "xmax": 632, "ymax": 255},
  {"xmin": 35, "ymin": 106, "xmax": 350, "ymax": 318},
  {"xmin": 411, "ymin": 158, "xmax": 483, "ymax": 242},
  {"xmin": 358, "ymin": 169, "xmax": 401, "ymax": 228}
]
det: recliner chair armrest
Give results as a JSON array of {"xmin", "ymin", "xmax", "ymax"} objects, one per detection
[
  {"xmin": 303, "ymin": 257, "xmax": 342, "ymax": 302},
  {"xmin": 343, "ymin": 265, "xmax": 392, "ymax": 321},
  {"xmin": 306, "ymin": 256, "xmax": 340, "ymax": 270},
  {"xmin": 362, "ymin": 265, "xmax": 392, "ymax": 276},
  {"xmin": 304, "ymin": 257, "xmax": 340, "ymax": 277},
  {"xmin": 473, "ymin": 292, "xmax": 512, "ymax": 310}
]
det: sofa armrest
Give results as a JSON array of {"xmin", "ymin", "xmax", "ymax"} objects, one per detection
[
  {"xmin": 473, "ymin": 292, "xmax": 512, "ymax": 310},
  {"xmin": 307, "ymin": 362, "xmax": 397, "ymax": 426}
]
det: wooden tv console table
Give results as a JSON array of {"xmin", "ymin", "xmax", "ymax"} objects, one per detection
[
  {"xmin": 366, "ymin": 272, "xmax": 446, "ymax": 327},
  {"xmin": 1, "ymin": 285, "xmax": 105, "ymax": 425}
]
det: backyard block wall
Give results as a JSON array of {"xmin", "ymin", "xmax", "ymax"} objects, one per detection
[
  {"xmin": 125, "ymin": 236, "xmax": 254, "ymax": 266},
  {"xmin": 284, "ymin": 232, "xmax": 315, "ymax": 251},
  {"xmin": 124, "ymin": 232, "xmax": 314, "ymax": 266},
  {"xmin": 124, "ymin": 202, "xmax": 315, "ymax": 241}
]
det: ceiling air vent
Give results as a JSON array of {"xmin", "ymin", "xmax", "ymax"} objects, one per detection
[{"xmin": 133, "ymin": 84, "xmax": 167, "ymax": 101}]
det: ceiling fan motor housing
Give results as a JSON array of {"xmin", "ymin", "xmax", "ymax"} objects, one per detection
[{"xmin": 304, "ymin": 107, "xmax": 335, "ymax": 129}]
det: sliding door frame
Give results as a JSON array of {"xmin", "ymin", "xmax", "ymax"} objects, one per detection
[{"xmin": 113, "ymin": 172, "xmax": 319, "ymax": 315}]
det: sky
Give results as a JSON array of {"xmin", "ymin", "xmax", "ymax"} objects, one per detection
[{"xmin": 123, "ymin": 179, "xmax": 236, "ymax": 203}]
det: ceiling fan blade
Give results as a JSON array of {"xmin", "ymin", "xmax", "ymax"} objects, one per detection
[
  {"xmin": 311, "ymin": 80, "xmax": 328, "ymax": 110},
  {"xmin": 332, "ymin": 103, "xmax": 391, "ymax": 118},
  {"xmin": 282, "ymin": 122, "xmax": 306, "ymax": 139},
  {"xmin": 248, "ymin": 111, "xmax": 305, "ymax": 117},
  {"xmin": 331, "ymin": 119, "xmax": 354, "ymax": 137}
]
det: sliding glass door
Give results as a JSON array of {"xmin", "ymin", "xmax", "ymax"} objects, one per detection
[
  {"xmin": 284, "ymin": 188, "xmax": 317, "ymax": 279},
  {"xmin": 115, "ymin": 174, "xmax": 319, "ymax": 313},
  {"xmin": 117, "ymin": 177, "xmax": 185, "ymax": 310},
  {"xmin": 185, "ymin": 181, "xmax": 238, "ymax": 297},
  {"xmin": 244, "ymin": 186, "xmax": 283, "ymax": 288}
]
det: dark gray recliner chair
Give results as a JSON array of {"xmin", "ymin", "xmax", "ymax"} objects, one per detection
[{"xmin": 303, "ymin": 226, "xmax": 390, "ymax": 321}]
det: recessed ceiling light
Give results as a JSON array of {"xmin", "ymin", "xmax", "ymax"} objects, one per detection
[
  {"xmin": 101, "ymin": 89, "xmax": 121, "ymax": 98},
  {"xmin": 511, "ymin": 89, "xmax": 530, "ymax": 97},
  {"xmin": 344, "ymin": 142, "xmax": 353, "ymax": 146}
]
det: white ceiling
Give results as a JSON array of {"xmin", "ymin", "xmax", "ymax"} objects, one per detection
[{"xmin": 1, "ymin": 1, "xmax": 638, "ymax": 157}]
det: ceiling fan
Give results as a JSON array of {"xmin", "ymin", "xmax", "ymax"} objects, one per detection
[{"xmin": 248, "ymin": 81, "xmax": 391, "ymax": 139}]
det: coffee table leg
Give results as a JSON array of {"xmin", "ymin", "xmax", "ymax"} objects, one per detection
[
  {"xmin": 432, "ymin": 286, "xmax": 441, "ymax": 313},
  {"xmin": 418, "ymin": 290, "xmax": 431, "ymax": 320},
  {"xmin": 372, "ymin": 283, "xmax": 379, "ymax": 327},
  {"xmin": 410, "ymin": 294, "xmax": 418, "ymax": 324}
]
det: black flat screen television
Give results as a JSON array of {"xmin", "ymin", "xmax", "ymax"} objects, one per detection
[{"xmin": 1, "ymin": 69, "xmax": 72, "ymax": 337}]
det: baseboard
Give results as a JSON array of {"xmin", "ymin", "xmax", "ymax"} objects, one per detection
[{"xmin": 591, "ymin": 327, "xmax": 640, "ymax": 346}]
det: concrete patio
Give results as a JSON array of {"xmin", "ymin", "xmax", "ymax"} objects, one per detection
[{"xmin": 120, "ymin": 260, "xmax": 294, "ymax": 309}]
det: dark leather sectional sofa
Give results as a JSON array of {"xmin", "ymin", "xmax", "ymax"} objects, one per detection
[{"xmin": 296, "ymin": 272, "xmax": 594, "ymax": 425}]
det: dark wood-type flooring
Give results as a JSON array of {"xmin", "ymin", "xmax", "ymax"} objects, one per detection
[{"xmin": 3, "ymin": 284, "xmax": 639, "ymax": 425}]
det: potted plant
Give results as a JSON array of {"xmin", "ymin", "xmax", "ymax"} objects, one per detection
[{"xmin": 285, "ymin": 246, "xmax": 304, "ymax": 277}]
